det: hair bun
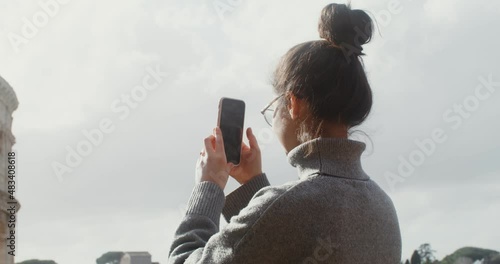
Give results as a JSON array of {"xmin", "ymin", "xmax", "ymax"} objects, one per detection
[{"xmin": 318, "ymin": 3, "xmax": 373, "ymax": 55}]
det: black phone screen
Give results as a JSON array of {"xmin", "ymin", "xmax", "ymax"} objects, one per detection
[{"xmin": 218, "ymin": 98, "xmax": 245, "ymax": 165}]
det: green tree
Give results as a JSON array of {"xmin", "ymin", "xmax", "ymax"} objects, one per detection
[
  {"xmin": 411, "ymin": 250, "xmax": 422, "ymax": 264},
  {"xmin": 96, "ymin": 251, "xmax": 124, "ymax": 264},
  {"xmin": 440, "ymin": 247, "xmax": 499, "ymax": 264},
  {"xmin": 418, "ymin": 243, "xmax": 437, "ymax": 264}
]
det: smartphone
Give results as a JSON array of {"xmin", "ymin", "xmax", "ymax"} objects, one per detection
[{"xmin": 217, "ymin": 97, "xmax": 245, "ymax": 165}]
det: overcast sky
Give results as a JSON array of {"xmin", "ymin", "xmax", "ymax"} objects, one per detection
[{"xmin": 1, "ymin": 0, "xmax": 499, "ymax": 263}]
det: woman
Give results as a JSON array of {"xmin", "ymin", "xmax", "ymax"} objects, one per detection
[{"xmin": 168, "ymin": 3, "xmax": 402, "ymax": 263}]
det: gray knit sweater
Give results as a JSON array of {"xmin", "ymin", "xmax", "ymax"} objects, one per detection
[{"xmin": 168, "ymin": 137, "xmax": 402, "ymax": 263}]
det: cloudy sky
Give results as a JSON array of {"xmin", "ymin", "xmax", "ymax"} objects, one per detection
[{"xmin": 0, "ymin": 0, "xmax": 499, "ymax": 263}]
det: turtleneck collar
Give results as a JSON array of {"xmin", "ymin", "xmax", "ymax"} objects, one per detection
[{"xmin": 286, "ymin": 137, "xmax": 370, "ymax": 181}]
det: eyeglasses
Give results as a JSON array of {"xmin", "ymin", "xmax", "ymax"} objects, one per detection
[{"xmin": 260, "ymin": 93, "xmax": 285, "ymax": 127}]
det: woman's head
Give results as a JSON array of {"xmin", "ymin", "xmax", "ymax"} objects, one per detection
[{"xmin": 270, "ymin": 2, "xmax": 374, "ymax": 155}]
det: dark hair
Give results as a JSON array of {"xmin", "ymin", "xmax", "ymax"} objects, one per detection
[{"xmin": 272, "ymin": 2, "xmax": 374, "ymax": 156}]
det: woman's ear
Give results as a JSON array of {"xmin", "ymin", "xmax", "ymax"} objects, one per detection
[{"xmin": 287, "ymin": 94, "xmax": 306, "ymax": 120}]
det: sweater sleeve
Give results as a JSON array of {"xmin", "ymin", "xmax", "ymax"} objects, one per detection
[
  {"xmin": 167, "ymin": 178, "xmax": 295, "ymax": 264},
  {"xmin": 222, "ymin": 173, "xmax": 270, "ymax": 223}
]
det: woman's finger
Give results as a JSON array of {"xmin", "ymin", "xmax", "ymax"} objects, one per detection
[
  {"xmin": 215, "ymin": 127, "xmax": 225, "ymax": 152},
  {"xmin": 203, "ymin": 135, "xmax": 216, "ymax": 154},
  {"xmin": 247, "ymin": 127, "xmax": 260, "ymax": 151}
]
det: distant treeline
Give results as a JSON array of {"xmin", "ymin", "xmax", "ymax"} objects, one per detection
[
  {"xmin": 403, "ymin": 244, "xmax": 500, "ymax": 264},
  {"xmin": 15, "ymin": 244, "xmax": 500, "ymax": 264}
]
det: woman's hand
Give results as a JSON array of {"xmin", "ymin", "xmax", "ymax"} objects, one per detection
[
  {"xmin": 229, "ymin": 127, "xmax": 262, "ymax": 185},
  {"xmin": 195, "ymin": 127, "xmax": 235, "ymax": 190}
]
